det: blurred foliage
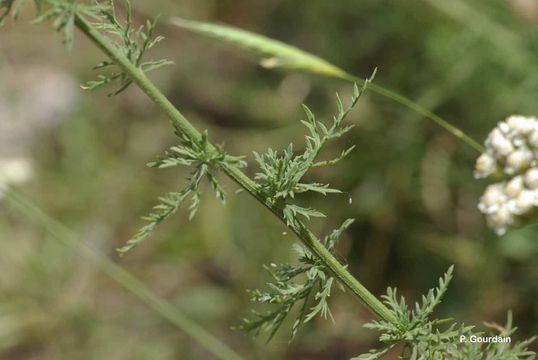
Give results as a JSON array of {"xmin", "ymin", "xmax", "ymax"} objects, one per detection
[{"xmin": 0, "ymin": 0, "xmax": 537, "ymax": 358}]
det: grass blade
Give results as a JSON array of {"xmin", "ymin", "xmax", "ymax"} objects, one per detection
[
  {"xmin": 169, "ymin": 17, "xmax": 348, "ymax": 78},
  {"xmin": 170, "ymin": 17, "xmax": 484, "ymax": 153},
  {"xmin": 4, "ymin": 189, "xmax": 244, "ymax": 360}
]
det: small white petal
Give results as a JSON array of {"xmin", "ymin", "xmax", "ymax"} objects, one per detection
[
  {"xmin": 507, "ymin": 115, "xmax": 534, "ymax": 136},
  {"xmin": 532, "ymin": 191, "xmax": 538, "ymax": 206},
  {"xmin": 498, "ymin": 122, "xmax": 511, "ymax": 134},
  {"xmin": 529, "ymin": 129, "xmax": 538, "ymax": 148},
  {"xmin": 512, "ymin": 136, "xmax": 526, "ymax": 147},
  {"xmin": 505, "ymin": 149, "xmax": 532, "ymax": 173},
  {"xmin": 524, "ymin": 168, "xmax": 538, "ymax": 190},
  {"xmin": 488, "ymin": 205, "xmax": 513, "ymax": 230},
  {"xmin": 474, "ymin": 153, "xmax": 497, "ymax": 178},
  {"xmin": 479, "ymin": 184, "xmax": 506, "ymax": 213},
  {"xmin": 490, "ymin": 134, "xmax": 514, "ymax": 157},
  {"xmin": 507, "ymin": 199, "xmax": 519, "ymax": 214},
  {"xmin": 514, "ymin": 190, "xmax": 535, "ymax": 214},
  {"xmin": 505, "ymin": 176, "xmax": 523, "ymax": 198}
]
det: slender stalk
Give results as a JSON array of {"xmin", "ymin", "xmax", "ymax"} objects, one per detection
[
  {"xmin": 168, "ymin": 17, "xmax": 484, "ymax": 154},
  {"xmin": 74, "ymin": 15, "xmax": 398, "ymax": 325},
  {"xmin": 337, "ymin": 73, "xmax": 485, "ymax": 153},
  {"xmin": 5, "ymin": 190, "xmax": 243, "ymax": 360}
]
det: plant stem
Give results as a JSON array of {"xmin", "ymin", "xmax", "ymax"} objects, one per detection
[
  {"xmin": 338, "ymin": 73, "xmax": 485, "ymax": 153},
  {"xmin": 74, "ymin": 14, "xmax": 398, "ymax": 325},
  {"xmin": 170, "ymin": 17, "xmax": 484, "ymax": 154},
  {"xmin": 5, "ymin": 190, "xmax": 244, "ymax": 360}
]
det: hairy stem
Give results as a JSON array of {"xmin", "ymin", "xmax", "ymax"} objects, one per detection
[{"xmin": 74, "ymin": 14, "xmax": 398, "ymax": 325}]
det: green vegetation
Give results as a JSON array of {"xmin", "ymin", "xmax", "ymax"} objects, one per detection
[{"xmin": 1, "ymin": 0, "xmax": 537, "ymax": 358}]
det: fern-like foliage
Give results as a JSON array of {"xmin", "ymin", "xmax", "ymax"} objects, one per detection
[
  {"xmin": 355, "ymin": 267, "xmax": 536, "ymax": 360},
  {"xmin": 33, "ymin": 0, "xmax": 104, "ymax": 50},
  {"xmin": 117, "ymin": 130, "xmax": 246, "ymax": 254},
  {"xmin": 82, "ymin": 0, "xmax": 172, "ymax": 95},
  {"xmin": 1, "ymin": 0, "xmax": 102, "ymax": 49},
  {"xmin": 255, "ymin": 73, "xmax": 374, "ymax": 230},
  {"xmin": 240, "ymin": 219, "xmax": 354, "ymax": 342},
  {"xmin": 4, "ymin": 3, "xmax": 532, "ymax": 357},
  {"xmin": 241, "ymin": 75, "xmax": 375, "ymax": 341}
]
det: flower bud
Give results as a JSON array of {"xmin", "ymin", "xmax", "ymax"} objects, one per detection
[
  {"xmin": 507, "ymin": 115, "xmax": 534, "ymax": 136},
  {"xmin": 474, "ymin": 153, "xmax": 497, "ymax": 179},
  {"xmin": 478, "ymin": 184, "xmax": 505, "ymax": 213},
  {"xmin": 529, "ymin": 129, "xmax": 538, "ymax": 148},
  {"xmin": 505, "ymin": 176, "xmax": 523, "ymax": 197},
  {"xmin": 488, "ymin": 129, "xmax": 514, "ymax": 156},
  {"xmin": 513, "ymin": 190, "xmax": 535, "ymax": 214},
  {"xmin": 498, "ymin": 121, "xmax": 511, "ymax": 134},
  {"xmin": 524, "ymin": 168, "xmax": 538, "ymax": 190},
  {"xmin": 487, "ymin": 205, "xmax": 512, "ymax": 235},
  {"xmin": 505, "ymin": 149, "xmax": 532, "ymax": 174}
]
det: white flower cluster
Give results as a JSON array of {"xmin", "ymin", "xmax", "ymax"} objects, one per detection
[{"xmin": 475, "ymin": 115, "xmax": 538, "ymax": 235}]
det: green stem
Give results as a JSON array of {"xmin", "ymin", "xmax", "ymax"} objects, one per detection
[
  {"xmin": 74, "ymin": 15, "xmax": 398, "ymax": 325},
  {"xmin": 338, "ymin": 73, "xmax": 485, "ymax": 153},
  {"xmin": 5, "ymin": 190, "xmax": 243, "ymax": 360}
]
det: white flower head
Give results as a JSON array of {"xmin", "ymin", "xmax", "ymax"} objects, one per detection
[{"xmin": 476, "ymin": 115, "xmax": 538, "ymax": 235}]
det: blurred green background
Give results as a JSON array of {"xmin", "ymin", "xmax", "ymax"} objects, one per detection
[{"xmin": 1, "ymin": 0, "xmax": 537, "ymax": 358}]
